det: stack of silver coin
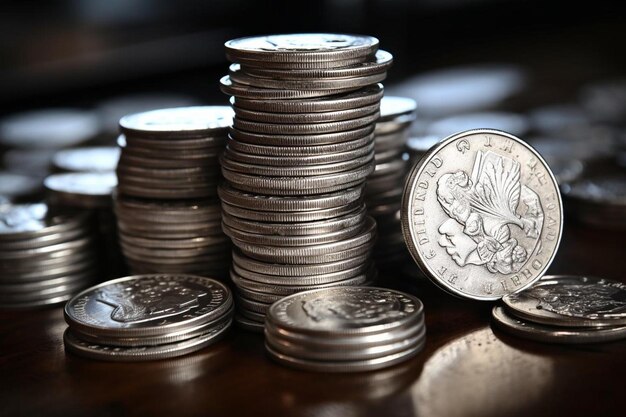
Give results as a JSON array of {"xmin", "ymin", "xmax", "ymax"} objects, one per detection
[
  {"xmin": 493, "ymin": 275, "xmax": 626, "ymax": 344},
  {"xmin": 367, "ymin": 96, "xmax": 416, "ymax": 271},
  {"xmin": 44, "ymin": 171, "xmax": 123, "ymax": 279},
  {"xmin": 114, "ymin": 106, "xmax": 233, "ymax": 278},
  {"xmin": 63, "ymin": 274, "xmax": 234, "ymax": 361},
  {"xmin": 218, "ymin": 34, "xmax": 391, "ymax": 330},
  {"xmin": 265, "ymin": 287, "xmax": 426, "ymax": 372},
  {"xmin": 0, "ymin": 203, "xmax": 98, "ymax": 308},
  {"xmin": 562, "ymin": 175, "xmax": 626, "ymax": 229}
]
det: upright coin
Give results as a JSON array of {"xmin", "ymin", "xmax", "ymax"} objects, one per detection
[
  {"xmin": 502, "ymin": 275, "xmax": 626, "ymax": 327},
  {"xmin": 401, "ymin": 129, "xmax": 563, "ymax": 300}
]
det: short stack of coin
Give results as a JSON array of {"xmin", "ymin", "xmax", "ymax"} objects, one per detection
[
  {"xmin": 562, "ymin": 175, "xmax": 626, "ymax": 229},
  {"xmin": 63, "ymin": 274, "xmax": 234, "ymax": 361},
  {"xmin": 0, "ymin": 203, "xmax": 98, "ymax": 308},
  {"xmin": 219, "ymin": 34, "xmax": 391, "ymax": 330},
  {"xmin": 493, "ymin": 275, "xmax": 626, "ymax": 344},
  {"xmin": 366, "ymin": 96, "xmax": 416, "ymax": 272},
  {"xmin": 114, "ymin": 106, "xmax": 233, "ymax": 278},
  {"xmin": 44, "ymin": 171, "xmax": 123, "ymax": 279},
  {"xmin": 265, "ymin": 287, "xmax": 426, "ymax": 372}
]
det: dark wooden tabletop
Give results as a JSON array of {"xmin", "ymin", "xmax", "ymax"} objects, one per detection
[{"xmin": 0, "ymin": 217, "xmax": 624, "ymax": 417}]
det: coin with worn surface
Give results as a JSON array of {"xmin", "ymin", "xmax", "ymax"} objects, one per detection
[
  {"xmin": 63, "ymin": 319, "xmax": 231, "ymax": 361},
  {"xmin": 225, "ymin": 33, "xmax": 378, "ymax": 63},
  {"xmin": 64, "ymin": 275, "xmax": 232, "ymax": 338},
  {"xmin": 502, "ymin": 275, "xmax": 626, "ymax": 327},
  {"xmin": 491, "ymin": 306, "xmax": 626, "ymax": 344},
  {"xmin": 267, "ymin": 286, "xmax": 423, "ymax": 335},
  {"xmin": 401, "ymin": 129, "xmax": 563, "ymax": 300},
  {"xmin": 119, "ymin": 106, "xmax": 233, "ymax": 138}
]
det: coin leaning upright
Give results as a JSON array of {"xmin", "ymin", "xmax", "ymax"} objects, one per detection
[{"xmin": 401, "ymin": 129, "xmax": 563, "ymax": 300}]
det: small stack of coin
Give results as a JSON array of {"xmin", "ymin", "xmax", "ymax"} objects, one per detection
[
  {"xmin": 219, "ymin": 34, "xmax": 390, "ymax": 329},
  {"xmin": 265, "ymin": 287, "xmax": 426, "ymax": 372},
  {"xmin": 0, "ymin": 203, "xmax": 98, "ymax": 309},
  {"xmin": 114, "ymin": 106, "xmax": 233, "ymax": 278},
  {"xmin": 493, "ymin": 275, "xmax": 626, "ymax": 344},
  {"xmin": 366, "ymin": 96, "xmax": 416, "ymax": 272},
  {"xmin": 63, "ymin": 274, "xmax": 234, "ymax": 361},
  {"xmin": 44, "ymin": 171, "xmax": 123, "ymax": 279},
  {"xmin": 562, "ymin": 175, "xmax": 626, "ymax": 229}
]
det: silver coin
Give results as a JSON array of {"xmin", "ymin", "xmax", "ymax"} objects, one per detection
[
  {"xmin": 227, "ymin": 131, "xmax": 374, "ymax": 155},
  {"xmin": 71, "ymin": 306, "xmax": 234, "ymax": 347},
  {"xmin": 222, "ymin": 206, "xmax": 366, "ymax": 238},
  {"xmin": 119, "ymin": 234, "xmax": 229, "ymax": 250},
  {"xmin": 117, "ymin": 184, "xmax": 216, "ymax": 200},
  {"xmin": 218, "ymin": 183, "xmax": 363, "ymax": 212},
  {"xmin": 119, "ymin": 106, "xmax": 233, "ymax": 138},
  {"xmin": 119, "ymin": 241, "xmax": 230, "ymax": 259},
  {"xmin": 239, "ymin": 50, "xmax": 392, "ymax": 80},
  {"xmin": 223, "ymin": 220, "xmax": 362, "ymax": 247},
  {"xmin": 375, "ymin": 114, "xmax": 415, "ymax": 135},
  {"xmin": 235, "ymin": 294, "xmax": 270, "ymax": 314},
  {"xmin": 117, "ymin": 223, "xmax": 223, "ymax": 240},
  {"xmin": 236, "ymin": 286, "xmax": 283, "ymax": 304},
  {"xmin": 220, "ymin": 76, "xmax": 359, "ymax": 100},
  {"xmin": 237, "ymin": 307, "xmax": 267, "ymax": 322},
  {"xmin": 265, "ymin": 337, "xmax": 425, "ymax": 373},
  {"xmin": 224, "ymin": 33, "xmax": 378, "ymax": 63},
  {"xmin": 64, "ymin": 274, "xmax": 232, "ymax": 338},
  {"xmin": 401, "ymin": 129, "xmax": 563, "ymax": 300},
  {"xmin": 116, "ymin": 163, "xmax": 220, "ymax": 180},
  {"xmin": 0, "ymin": 236, "xmax": 93, "ymax": 260},
  {"xmin": 229, "ymin": 54, "xmax": 368, "ymax": 70},
  {"xmin": 53, "ymin": 147, "xmax": 120, "ymax": 173},
  {"xmin": 114, "ymin": 195, "xmax": 222, "ymax": 219},
  {"xmin": 117, "ymin": 153, "xmax": 217, "ymax": 169},
  {"xmin": 232, "ymin": 111, "xmax": 380, "ymax": 135},
  {"xmin": 0, "ymin": 227, "xmax": 87, "ymax": 250},
  {"xmin": 230, "ymin": 268, "xmax": 371, "ymax": 296},
  {"xmin": 379, "ymin": 96, "xmax": 417, "ymax": 122},
  {"xmin": 232, "ymin": 217, "xmax": 376, "ymax": 263},
  {"xmin": 44, "ymin": 172, "xmax": 117, "ymax": 208},
  {"xmin": 222, "ymin": 162, "xmax": 374, "ymax": 195},
  {"xmin": 232, "ymin": 249, "xmax": 369, "ymax": 277},
  {"xmin": 232, "ymin": 102, "xmax": 380, "ymax": 124},
  {"xmin": 231, "ymin": 84, "xmax": 383, "ymax": 114},
  {"xmin": 267, "ymin": 286, "xmax": 423, "ymax": 336},
  {"xmin": 221, "ymin": 150, "xmax": 374, "ymax": 177},
  {"xmin": 229, "ymin": 67, "xmax": 386, "ymax": 91},
  {"xmin": 221, "ymin": 198, "xmax": 363, "ymax": 223},
  {"xmin": 63, "ymin": 319, "xmax": 231, "ymax": 361},
  {"xmin": 0, "ymin": 259, "xmax": 96, "ymax": 282},
  {"xmin": 122, "ymin": 134, "xmax": 226, "ymax": 150},
  {"xmin": 232, "ymin": 260, "xmax": 370, "ymax": 286},
  {"xmin": 502, "ymin": 275, "xmax": 626, "ymax": 327},
  {"xmin": 491, "ymin": 306, "xmax": 626, "ymax": 344},
  {"xmin": 266, "ymin": 324, "xmax": 425, "ymax": 361}
]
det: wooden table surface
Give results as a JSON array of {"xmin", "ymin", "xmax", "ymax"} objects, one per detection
[{"xmin": 0, "ymin": 218, "xmax": 624, "ymax": 417}]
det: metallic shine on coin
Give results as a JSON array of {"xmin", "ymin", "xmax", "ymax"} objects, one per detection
[{"xmin": 401, "ymin": 129, "xmax": 563, "ymax": 300}]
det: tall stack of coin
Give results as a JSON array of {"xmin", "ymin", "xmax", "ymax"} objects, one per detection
[
  {"xmin": 114, "ymin": 106, "xmax": 233, "ymax": 278},
  {"xmin": 265, "ymin": 287, "xmax": 426, "ymax": 372},
  {"xmin": 63, "ymin": 274, "xmax": 234, "ymax": 361},
  {"xmin": 219, "ymin": 34, "xmax": 391, "ymax": 330},
  {"xmin": 44, "ymin": 171, "xmax": 123, "ymax": 279},
  {"xmin": 0, "ymin": 203, "xmax": 98, "ymax": 308},
  {"xmin": 366, "ymin": 96, "xmax": 416, "ymax": 271},
  {"xmin": 493, "ymin": 275, "xmax": 626, "ymax": 344}
]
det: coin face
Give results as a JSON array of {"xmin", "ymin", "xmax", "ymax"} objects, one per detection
[
  {"xmin": 268, "ymin": 287, "xmax": 422, "ymax": 335},
  {"xmin": 502, "ymin": 275, "xmax": 626, "ymax": 327},
  {"xmin": 402, "ymin": 129, "xmax": 563, "ymax": 300},
  {"xmin": 64, "ymin": 275, "xmax": 232, "ymax": 337}
]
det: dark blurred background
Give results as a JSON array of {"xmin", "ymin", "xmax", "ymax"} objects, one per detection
[{"xmin": 1, "ymin": 0, "xmax": 625, "ymax": 110}]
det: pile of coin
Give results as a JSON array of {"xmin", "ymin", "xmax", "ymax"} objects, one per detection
[
  {"xmin": 493, "ymin": 275, "xmax": 626, "ymax": 344},
  {"xmin": 562, "ymin": 175, "xmax": 626, "ymax": 229},
  {"xmin": 114, "ymin": 106, "xmax": 233, "ymax": 278},
  {"xmin": 0, "ymin": 203, "xmax": 98, "ymax": 308},
  {"xmin": 219, "ymin": 34, "xmax": 391, "ymax": 330},
  {"xmin": 366, "ymin": 96, "xmax": 416, "ymax": 271},
  {"xmin": 63, "ymin": 274, "xmax": 234, "ymax": 361},
  {"xmin": 265, "ymin": 287, "xmax": 426, "ymax": 372}
]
